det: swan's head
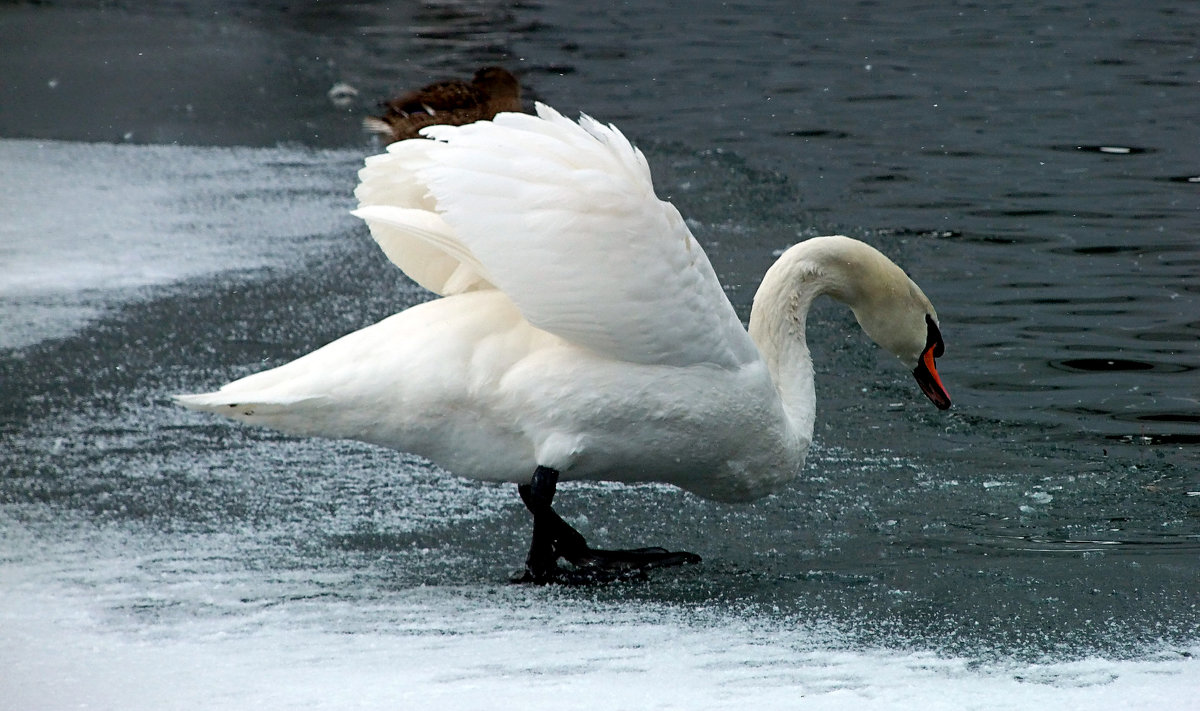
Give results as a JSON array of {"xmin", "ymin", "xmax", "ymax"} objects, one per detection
[
  {"xmin": 778, "ymin": 236, "xmax": 950, "ymax": 410},
  {"xmin": 838, "ymin": 248, "xmax": 951, "ymax": 411},
  {"xmin": 858, "ymin": 307, "xmax": 951, "ymax": 411}
]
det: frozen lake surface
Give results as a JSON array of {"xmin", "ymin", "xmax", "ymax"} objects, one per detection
[
  {"xmin": 3, "ymin": 134, "xmax": 1196, "ymax": 711},
  {"xmin": 3, "ymin": 1, "xmax": 1198, "ymax": 708},
  {"xmin": 0, "ymin": 140, "xmax": 358, "ymax": 350},
  {"xmin": 4, "ymin": 565, "xmax": 1194, "ymax": 711}
]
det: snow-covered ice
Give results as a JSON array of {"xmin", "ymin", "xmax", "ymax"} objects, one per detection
[
  {"xmin": 3, "ymin": 569, "xmax": 1196, "ymax": 711},
  {"xmin": 0, "ymin": 139, "xmax": 359, "ymax": 349}
]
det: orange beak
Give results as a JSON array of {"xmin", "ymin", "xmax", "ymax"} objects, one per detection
[
  {"xmin": 914, "ymin": 344, "xmax": 951, "ymax": 410},
  {"xmin": 914, "ymin": 314, "xmax": 951, "ymax": 410}
]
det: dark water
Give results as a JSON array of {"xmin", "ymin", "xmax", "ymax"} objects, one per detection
[{"xmin": 2, "ymin": 0, "xmax": 1198, "ymax": 701}]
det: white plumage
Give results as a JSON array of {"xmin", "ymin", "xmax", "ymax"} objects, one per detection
[{"xmin": 177, "ymin": 103, "xmax": 950, "ymax": 506}]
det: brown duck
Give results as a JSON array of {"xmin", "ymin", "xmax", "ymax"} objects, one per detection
[{"xmin": 364, "ymin": 66, "xmax": 523, "ymax": 143}]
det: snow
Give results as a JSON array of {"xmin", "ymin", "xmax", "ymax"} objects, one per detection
[
  {"xmin": 0, "ymin": 139, "xmax": 359, "ymax": 349},
  {"xmin": 2, "ymin": 576, "xmax": 1196, "ymax": 711}
]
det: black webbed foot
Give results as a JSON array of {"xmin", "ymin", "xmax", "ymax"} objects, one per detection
[{"xmin": 512, "ymin": 466, "xmax": 701, "ymax": 585}]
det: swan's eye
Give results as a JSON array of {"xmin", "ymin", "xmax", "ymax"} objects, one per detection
[{"xmin": 924, "ymin": 314, "xmax": 944, "ymax": 358}]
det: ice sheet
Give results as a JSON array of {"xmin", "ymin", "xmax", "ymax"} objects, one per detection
[
  {"xmin": 2, "ymin": 576, "xmax": 1196, "ymax": 711},
  {"xmin": 0, "ymin": 138, "xmax": 361, "ymax": 349}
]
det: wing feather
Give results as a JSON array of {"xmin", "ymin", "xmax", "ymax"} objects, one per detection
[{"xmin": 354, "ymin": 102, "xmax": 757, "ymax": 369}]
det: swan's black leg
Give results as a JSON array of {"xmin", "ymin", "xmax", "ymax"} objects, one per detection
[
  {"xmin": 512, "ymin": 465, "xmax": 701, "ymax": 584},
  {"xmin": 515, "ymin": 466, "xmax": 585, "ymax": 581}
]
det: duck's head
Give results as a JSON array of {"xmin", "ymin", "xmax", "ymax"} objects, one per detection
[{"xmin": 472, "ymin": 66, "xmax": 521, "ymax": 100}]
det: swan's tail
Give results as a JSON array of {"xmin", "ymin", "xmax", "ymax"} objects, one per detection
[{"xmin": 174, "ymin": 390, "xmax": 328, "ymax": 434}]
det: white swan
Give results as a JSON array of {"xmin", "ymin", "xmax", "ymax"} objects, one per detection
[{"xmin": 177, "ymin": 103, "xmax": 950, "ymax": 582}]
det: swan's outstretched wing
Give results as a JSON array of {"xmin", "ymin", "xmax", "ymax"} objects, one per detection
[
  {"xmin": 354, "ymin": 103, "xmax": 758, "ymax": 369},
  {"xmin": 354, "ymin": 138, "xmax": 496, "ymax": 296}
]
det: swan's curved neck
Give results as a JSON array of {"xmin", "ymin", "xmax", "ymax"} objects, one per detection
[
  {"xmin": 747, "ymin": 237, "xmax": 879, "ymax": 445},
  {"xmin": 747, "ymin": 253, "xmax": 824, "ymax": 445}
]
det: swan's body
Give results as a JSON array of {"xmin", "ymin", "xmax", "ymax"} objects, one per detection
[
  {"xmin": 178, "ymin": 103, "xmax": 949, "ymax": 579},
  {"xmin": 182, "ymin": 288, "xmax": 797, "ymax": 501}
]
